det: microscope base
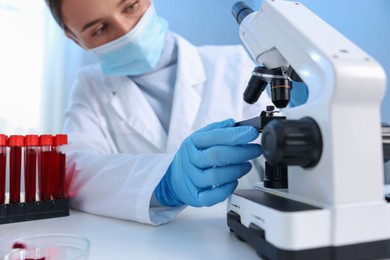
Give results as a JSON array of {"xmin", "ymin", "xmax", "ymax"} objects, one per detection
[{"xmin": 227, "ymin": 189, "xmax": 390, "ymax": 260}]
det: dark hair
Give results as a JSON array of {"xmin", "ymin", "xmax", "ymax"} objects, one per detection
[{"xmin": 45, "ymin": 0, "xmax": 68, "ymax": 31}]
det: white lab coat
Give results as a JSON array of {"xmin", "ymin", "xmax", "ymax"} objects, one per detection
[{"xmin": 63, "ymin": 33, "xmax": 270, "ymax": 225}]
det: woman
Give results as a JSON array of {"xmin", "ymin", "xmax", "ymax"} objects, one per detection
[{"xmin": 45, "ymin": 0, "xmax": 270, "ymax": 225}]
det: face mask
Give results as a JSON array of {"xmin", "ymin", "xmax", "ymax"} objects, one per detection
[{"xmin": 89, "ymin": 5, "xmax": 168, "ymax": 76}]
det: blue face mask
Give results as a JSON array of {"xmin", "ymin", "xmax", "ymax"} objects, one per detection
[{"xmin": 89, "ymin": 5, "xmax": 168, "ymax": 76}]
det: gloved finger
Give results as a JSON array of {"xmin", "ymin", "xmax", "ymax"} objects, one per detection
[
  {"xmin": 195, "ymin": 119, "xmax": 236, "ymax": 134},
  {"xmin": 290, "ymin": 81, "xmax": 308, "ymax": 108},
  {"xmin": 191, "ymin": 126, "xmax": 259, "ymax": 150},
  {"xmin": 192, "ymin": 143, "xmax": 262, "ymax": 168},
  {"xmin": 191, "ymin": 162, "xmax": 252, "ymax": 188},
  {"xmin": 195, "ymin": 181, "xmax": 238, "ymax": 207}
]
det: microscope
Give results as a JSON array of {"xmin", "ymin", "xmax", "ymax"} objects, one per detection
[{"xmin": 227, "ymin": 1, "xmax": 390, "ymax": 259}]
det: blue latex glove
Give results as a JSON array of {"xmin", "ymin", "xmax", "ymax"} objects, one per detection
[
  {"xmin": 155, "ymin": 119, "xmax": 262, "ymax": 207},
  {"xmin": 290, "ymin": 81, "xmax": 308, "ymax": 108}
]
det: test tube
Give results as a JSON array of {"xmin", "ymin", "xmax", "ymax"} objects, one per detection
[
  {"xmin": 24, "ymin": 135, "xmax": 38, "ymax": 203},
  {"xmin": 0, "ymin": 134, "xmax": 7, "ymax": 204},
  {"xmin": 9, "ymin": 135, "xmax": 24, "ymax": 204},
  {"xmin": 39, "ymin": 135, "xmax": 53, "ymax": 201},
  {"xmin": 53, "ymin": 134, "xmax": 68, "ymax": 199}
]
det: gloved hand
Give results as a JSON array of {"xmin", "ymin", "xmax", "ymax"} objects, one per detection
[
  {"xmin": 290, "ymin": 81, "xmax": 308, "ymax": 108},
  {"xmin": 155, "ymin": 119, "xmax": 262, "ymax": 207}
]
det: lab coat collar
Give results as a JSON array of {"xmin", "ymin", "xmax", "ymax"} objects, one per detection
[{"xmin": 102, "ymin": 33, "xmax": 206, "ymax": 152}]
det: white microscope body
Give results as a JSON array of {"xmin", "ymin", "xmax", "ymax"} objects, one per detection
[{"xmin": 227, "ymin": 0, "xmax": 390, "ymax": 259}]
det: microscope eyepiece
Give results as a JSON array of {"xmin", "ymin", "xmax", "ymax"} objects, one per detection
[{"xmin": 232, "ymin": 1, "xmax": 254, "ymax": 25}]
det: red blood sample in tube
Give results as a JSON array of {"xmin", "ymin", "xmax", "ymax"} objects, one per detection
[
  {"xmin": 9, "ymin": 135, "xmax": 24, "ymax": 204},
  {"xmin": 39, "ymin": 135, "xmax": 53, "ymax": 201},
  {"xmin": 54, "ymin": 134, "xmax": 68, "ymax": 199},
  {"xmin": 0, "ymin": 134, "xmax": 7, "ymax": 204},
  {"xmin": 50, "ymin": 150, "xmax": 58, "ymax": 200},
  {"xmin": 24, "ymin": 135, "xmax": 38, "ymax": 203}
]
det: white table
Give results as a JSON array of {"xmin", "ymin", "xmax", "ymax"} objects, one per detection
[{"xmin": 0, "ymin": 202, "xmax": 259, "ymax": 259}]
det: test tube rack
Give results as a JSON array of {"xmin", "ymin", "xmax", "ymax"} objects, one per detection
[
  {"xmin": 0, "ymin": 198, "xmax": 69, "ymax": 224},
  {"xmin": 0, "ymin": 134, "xmax": 70, "ymax": 225}
]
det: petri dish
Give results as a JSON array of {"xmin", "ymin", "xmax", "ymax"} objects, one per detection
[{"xmin": 4, "ymin": 233, "xmax": 90, "ymax": 260}]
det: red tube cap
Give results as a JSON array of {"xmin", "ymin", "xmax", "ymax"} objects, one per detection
[
  {"xmin": 39, "ymin": 135, "xmax": 53, "ymax": 146},
  {"xmin": 54, "ymin": 134, "xmax": 68, "ymax": 146},
  {"xmin": 0, "ymin": 134, "xmax": 8, "ymax": 146},
  {"xmin": 9, "ymin": 135, "xmax": 24, "ymax": 147},
  {"xmin": 25, "ymin": 135, "xmax": 39, "ymax": 146}
]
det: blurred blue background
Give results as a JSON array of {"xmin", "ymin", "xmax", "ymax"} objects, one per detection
[{"xmin": 154, "ymin": 0, "xmax": 390, "ymax": 123}]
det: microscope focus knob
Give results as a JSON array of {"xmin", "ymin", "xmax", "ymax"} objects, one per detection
[
  {"xmin": 383, "ymin": 123, "xmax": 390, "ymax": 162},
  {"xmin": 261, "ymin": 117, "xmax": 322, "ymax": 168}
]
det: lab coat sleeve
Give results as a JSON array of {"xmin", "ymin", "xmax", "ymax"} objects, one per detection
[{"xmin": 62, "ymin": 69, "xmax": 185, "ymax": 225}]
